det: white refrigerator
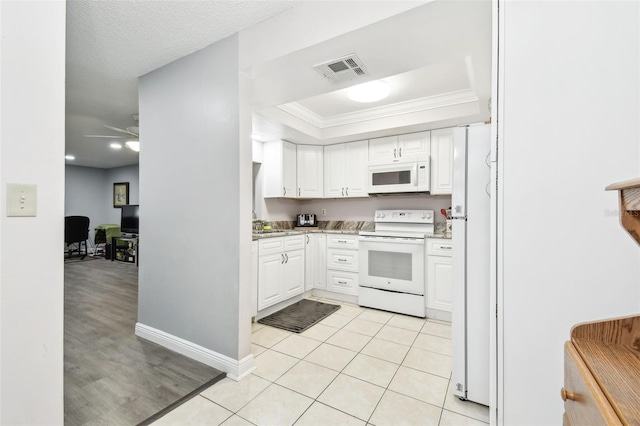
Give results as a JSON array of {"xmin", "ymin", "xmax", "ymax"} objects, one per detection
[{"xmin": 451, "ymin": 124, "xmax": 491, "ymax": 406}]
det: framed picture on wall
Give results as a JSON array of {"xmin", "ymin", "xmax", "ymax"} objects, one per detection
[{"xmin": 113, "ymin": 182, "xmax": 129, "ymax": 207}]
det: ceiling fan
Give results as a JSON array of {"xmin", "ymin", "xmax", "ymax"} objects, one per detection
[{"xmin": 85, "ymin": 115, "xmax": 140, "ymax": 151}]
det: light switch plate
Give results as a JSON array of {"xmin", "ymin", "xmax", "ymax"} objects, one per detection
[{"xmin": 7, "ymin": 183, "xmax": 37, "ymax": 217}]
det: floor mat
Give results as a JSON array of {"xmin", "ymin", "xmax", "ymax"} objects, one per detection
[{"xmin": 258, "ymin": 299, "xmax": 341, "ymax": 333}]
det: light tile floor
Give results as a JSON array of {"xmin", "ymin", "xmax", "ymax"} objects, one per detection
[{"xmin": 152, "ymin": 298, "xmax": 489, "ymax": 426}]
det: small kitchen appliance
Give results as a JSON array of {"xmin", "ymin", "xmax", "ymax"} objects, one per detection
[
  {"xmin": 296, "ymin": 214, "xmax": 317, "ymax": 227},
  {"xmin": 358, "ymin": 209, "xmax": 434, "ymax": 317}
]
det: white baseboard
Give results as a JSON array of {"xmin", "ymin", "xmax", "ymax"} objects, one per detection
[{"xmin": 135, "ymin": 323, "xmax": 255, "ymax": 381}]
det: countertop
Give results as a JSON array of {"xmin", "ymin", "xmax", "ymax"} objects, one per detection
[
  {"xmin": 251, "ymin": 219, "xmax": 452, "ymax": 240},
  {"xmin": 252, "ymin": 229, "xmax": 359, "ymax": 240}
]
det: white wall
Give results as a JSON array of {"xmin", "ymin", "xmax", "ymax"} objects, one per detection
[
  {"xmin": 0, "ymin": 1, "xmax": 65, "ymax": 423},
  {"xmin": 138, "ymin": 34, "xmax": 244, "ymax": 360},
  {"xmin": 65, "ymin": 166, "xmax": 108, "ymax": 244},
  {"xmin": 498, "ymin": 1, "xmax": 640, "ymax": 424}
]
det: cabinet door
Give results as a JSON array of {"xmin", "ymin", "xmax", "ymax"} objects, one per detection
[
  {"xmin": 297, "ymin": 145, "xmax": 323, "ymax": 198},
  {"xmin": 262, "ymin": 140, "xmax": 296, "ymax": 198},
  {"xmin": 344, "ymin": 140, "xmax": 369, "ymax": 197},
  {"xmin": 282, "ymin": 141, "xmax": 297, "ymax": 198},
  {"xmin": 283, "ymin": 249, "xmax": 305, "ymax": 298},
  {"xmin": 368, "ymin": 136, "xmax": 398, "ymax": 164},
  {"xmin": 251, "ymin": 241, "xmax": 258, "ymax": 317},
  {"xmin": 305, "ymin": 234, "xmax": 327, "ymax": 290},
  {"xmin": 430, "ymin": 128, "xmax": 454, "ymax": 195},
  {"xmin": 315, "ymin": 235, "xmax": 327, "ymax": 289},
  {"xmin": 305, "ymin": 234, "xmax": 315, "ymax": 291},
  {"xmin": 258, "ymin": 253, "xmax": 284, "ymax": 310},
  {"xmin": 398, "ymin": 131, "xmax": 430, "ymax": 160},
  {"xmin": 427, "ymin": 255, "xmax": 452, "ymax": 312},
  {"xmin": 323, "ymin": 144, "xmax": 345, "ymax": 198}
]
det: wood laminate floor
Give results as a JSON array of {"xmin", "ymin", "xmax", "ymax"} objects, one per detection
[{"xmin": 64, "ymin": 257, "xmax": 225, "ymax": 425}]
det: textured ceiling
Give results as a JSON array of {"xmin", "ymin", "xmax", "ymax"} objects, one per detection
[{"xmin": 65, "ymin": 0, "xmax": 296, "ymax": 168}]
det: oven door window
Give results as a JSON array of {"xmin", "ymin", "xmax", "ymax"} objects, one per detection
[{"xmin": 368, "ymin": 250, "xmax": 412, "ymax": 281}]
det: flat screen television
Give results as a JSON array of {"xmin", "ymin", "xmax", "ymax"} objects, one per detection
[{"xmin": 120, "ymin": 204, "xmax": 139, "ymax": 235}]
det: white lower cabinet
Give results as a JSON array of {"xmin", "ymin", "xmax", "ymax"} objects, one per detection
[
  {"xmin": 305, "ymin": 233, "xmax": 326, "ymax": 290},
  {"xmin": 257, "ymin": 235, "xmax": 305, "ymax": 311},
  {"xmin": 251, "ymin": 241, "xmax": 258, "ymax": 317},
  {"xmin": 326, "ymin": 234, "xmax": 359, "ymax": 296},
  {"xmin": 426, "ymin": 238, "xmax": 453, "ymax": 313}
]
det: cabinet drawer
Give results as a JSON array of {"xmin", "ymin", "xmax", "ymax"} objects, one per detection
[
  {"xmin": 563, "ymin": 342, "xmax": 621, "ymax": 425},
  {"xmin": 427, "ymin": 238, "xmax": 453, "ymax": 256},
  {"xmin": 327, "ymin": 248, "xmax": 359, "ymax": 272},
  {"xmin": 258, "ymin": 237, "xmax": 284, "ymax": 256},
  {"xmin": 326, "ymin": 234, "xmax": 359, "ymax": 249},
  {"xmin": 326, "ymin": 270, "xmax": 359, "ymax": 295},
  {"xmin": 285, "ymin": 234, "xmax": 305, "ymax": 251}
]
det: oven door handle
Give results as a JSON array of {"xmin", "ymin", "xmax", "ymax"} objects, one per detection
[{"xmin": 358, "ymin": 236, "xmax": 425, "ymax": 245}]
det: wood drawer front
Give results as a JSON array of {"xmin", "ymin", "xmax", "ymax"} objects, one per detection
[
  {"xmin": 327, "ymin": 248, "xmax": 358, "ymax": 272},
  {"xmin": 326, "ymin": 234, "xmax": 359, "ymax": 249},
  {"xmin": 258, "ymin": 237, "xmax": 284, "ymax": 256},
  {"xmin": 285, "ymin": 235, "xmax": 305, "ymax": 251},
  {"xmin": 427, "ymin": 238, "xmax": 453, "ymax": 256},
  {"xmin": 326, "ymin": 270, "xmax": 359, "ymax": 295},
  {"xmin": 563, "ymin": 342, "xmax": 622, "ymax": 426}
]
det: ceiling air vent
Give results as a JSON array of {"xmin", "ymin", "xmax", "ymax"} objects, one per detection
[{"xmin": 313, "ymin": 54, "xmax": 368, "ymax": 84}]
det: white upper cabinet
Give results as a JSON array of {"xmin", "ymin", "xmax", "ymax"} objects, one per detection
[
  {"xmin": 324, "ymin": 140, "xmax": 368, "ymax": 198},
  {"xmin": 368, "ymin": 132, "xmax": 430, "ymax": 164},
  {"xmin": 263, "ymin": 140, "xmax": 297, "ymax": 198},
  {"xmin": 297, "ymin": 145, "xmax": 323, "ymax": 198},
  {"xmin": 430, "ymin": 128, "xmax": 454, "ymax": 195},
  {"xmin": 368, "ymin": 135, "xmax": 398, "ymax": 164}
]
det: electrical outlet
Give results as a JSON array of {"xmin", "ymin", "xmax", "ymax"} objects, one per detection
[{"xmin": 321, "ymin": 208, "xmax": 326, "ymax": 216}]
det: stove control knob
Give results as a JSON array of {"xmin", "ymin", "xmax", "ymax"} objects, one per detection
[
  {"xmin": 380, "ymin": 213, "xmax": 386, "ymax": 218},
  {"xmin": 375, "ymin": 213, "xmax": 380, "ymax": 218}
]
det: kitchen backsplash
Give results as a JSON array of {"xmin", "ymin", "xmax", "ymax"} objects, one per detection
[{"xmin": 270, "ymin": 220, "xmax": 374, "ymax": 231}]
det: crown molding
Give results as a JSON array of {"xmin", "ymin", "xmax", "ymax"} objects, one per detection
[{"xmin": 278, "ymin": 89, "xmax": 479, "ymax": 129}]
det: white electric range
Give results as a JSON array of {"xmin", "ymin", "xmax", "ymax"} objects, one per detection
[{"xmin": 358, "ymin": 209, "xmax": 434, "ymax": 317}]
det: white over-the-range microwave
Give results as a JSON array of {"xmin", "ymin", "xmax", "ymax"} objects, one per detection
[{"xmin": 367, "ymin": 157, "xmax": 430, "ymax": 195}]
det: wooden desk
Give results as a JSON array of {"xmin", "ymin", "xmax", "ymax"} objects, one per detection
[{"xmin": 562, "ymin": 316, "xmax": 640, "ymax": 425}]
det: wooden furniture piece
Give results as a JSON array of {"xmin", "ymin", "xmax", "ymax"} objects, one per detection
[
  {"xmin": 605, "ymin": 178, "xmax": 640, "ymax": 245},
  {"xmin": 562, "ymin": 315, "xmax": 640, "ymax": 425}
]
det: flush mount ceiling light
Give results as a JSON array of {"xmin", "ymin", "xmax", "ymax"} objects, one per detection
[
  {"xmin": 347, "ymin": 80, "xmax": 390, "ymax": 103},
  {"xmin": 65, "ymin": 155, "xmax": 75, "ymax": 160},
  {"xmin": 125, "ymin": 140, "xmax": 140, "ymax": 152},
  {"xmin": 110, "ymin": 142, "xmax": 122, "ymax": 149}
]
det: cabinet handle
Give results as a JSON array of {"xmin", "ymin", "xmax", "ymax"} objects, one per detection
[
  {"xmin": 338, "ymin": 280, "xmax": 347, "ymax": 285},
  {"xmin": 283, "ymin": 187, "xmax": 286, "ymax": 196},
  {"xmin": 281, "ymin": 253, "xmax": 285, "ymax": 264},
  {"xmin": 306, "ymin": 235, "xmax": 310, "ymax": 244},
  {"xmin": 298, "ymin": 188, "xmax": 301, "ymax": 196},
  {"xmin": 285, "ymin": 253, "xmax": 289, "ymax": 263},
  {"xmin": 345, "ymin": 187, "xmax": 349, "ymax": 196},
  {"xmin": 338, "ymin": 240, "xmax": 347, "ymax": 244},
  {"xmin": 399, "ymin": 147, "xmax": 402, "ymax": 157},
  {"xmin": 393, "ymin": 148, "xmax": 397, "ymax": 158},
  {"xmin": 338, "ymin": 258, "xmax": 347, "ymax": 262},
  {"xmin": 439, "ymin": 246, "xmax": 452, "ymax": 250},
  {"xmin": 342, "ymin": 188, "xmax": 345, "ymax": 196},
  {"xmin": 560, "ymin": 388, "xmax": 576, "ymax": 401}
]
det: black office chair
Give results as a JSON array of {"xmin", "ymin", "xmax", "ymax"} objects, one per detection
[{"xmin": 65, "ymin": 216, "xmax": 90, "ymax": 259}]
